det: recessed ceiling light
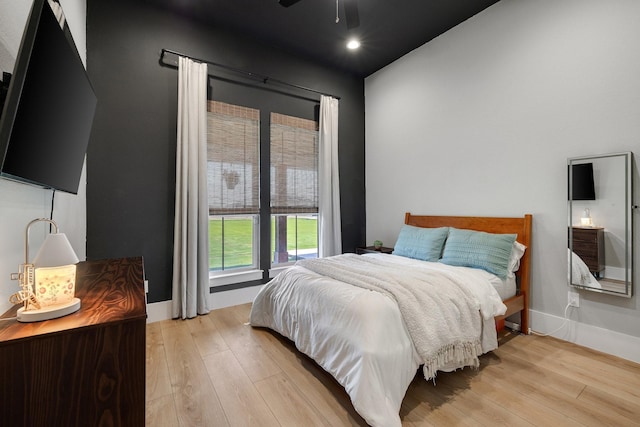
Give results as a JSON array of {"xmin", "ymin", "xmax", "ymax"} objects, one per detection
[{"xmin": 346, "ymin": 39, "xmax": 361, "ymax": 50}]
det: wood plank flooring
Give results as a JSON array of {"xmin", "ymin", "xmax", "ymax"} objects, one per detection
[{"xmin": 146, "ymin": 303, "xmax": 640, "ymax": 426}]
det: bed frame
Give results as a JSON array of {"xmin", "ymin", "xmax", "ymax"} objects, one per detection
[{"xmin": 404, "ymin": 213, "xmax": 532, "ymax": 335}]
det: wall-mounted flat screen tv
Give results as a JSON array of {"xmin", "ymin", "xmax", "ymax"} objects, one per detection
[
  {"xmin": 570, "ymin": 162, "xmax": 596, "ymax": 201},
  {"xmin": 0, "ymin": 0, "xmax": 96, "ymax": 194}
]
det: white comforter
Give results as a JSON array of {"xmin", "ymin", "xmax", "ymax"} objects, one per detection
[
  {"xmin": 249, "ymin": 253, "xmax": 507, "ymax": 427},
  {"xmin": 569, "ymin": 248, "xmax": 601, "ymax": 288}
]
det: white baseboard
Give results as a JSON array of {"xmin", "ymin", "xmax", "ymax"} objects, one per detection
[
  {"xmin": 146, "ymin": 300, "xmax": 172, "ymax": 323},
  {"xmin": 146, "ymin": 285, "xmax": 264, "ymax": 323},
  {"xmin": 208, "ymin": 285, "xmax": 264, "ymax": 310},
  {"xmin": 529, "ymin": 309, "xmax": 640, "ymax": 364}
]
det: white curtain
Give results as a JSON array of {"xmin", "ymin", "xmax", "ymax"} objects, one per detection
[
  {"xmin": 172, "ymin": 57, "xmax": 210, "ymax": 319},
  {"xmin": 318, "ymin": 95, "xmax": 342, "ymax": 257}
]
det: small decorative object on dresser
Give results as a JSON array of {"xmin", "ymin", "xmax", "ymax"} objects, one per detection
[{"xmin": 373, "ymin": 239, "xmax": 383, "ymax": 249}]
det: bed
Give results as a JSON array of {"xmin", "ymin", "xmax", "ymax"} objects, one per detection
[{"xmin": 250, "ymin": 213, "xmax": 532, "ymax": 427}]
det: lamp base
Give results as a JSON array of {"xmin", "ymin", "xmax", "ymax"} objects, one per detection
[{"xmin": 17, "ymin": 298, "xmax": 81, "ymax": 322}]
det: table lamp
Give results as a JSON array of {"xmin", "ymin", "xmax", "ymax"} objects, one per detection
[
  {"xmin": 580, "ymin": 208, "xmax": 593, "ymax": 227},
  {"xmin": 9, "ymin": 218, "xmax": 81, "ymax": 322}
]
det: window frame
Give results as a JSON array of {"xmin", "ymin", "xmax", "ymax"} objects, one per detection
[{"xmin": 205, "ymin": 91, "xmax": 321, "ymax": 286}]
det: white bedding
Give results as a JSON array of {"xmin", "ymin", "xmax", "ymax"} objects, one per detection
[
  {"xmin": 249, "ymin": 253, "xmax": 508, "ymax": 427},
  {"xmin": 569, "ymin": 248, "xmax": 601, "ymax": 288},
  {"xmin": 488, "ymin": 271, "xmax": 517, "ymax": 300}
]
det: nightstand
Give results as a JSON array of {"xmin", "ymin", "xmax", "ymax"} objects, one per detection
[
  {"xmin": 571, "ymin": 226, "xmax": 605, "ymax": 277},
  {"xmin": 356, "ymin": 246, "xmax": 394, "ymax": 255}
]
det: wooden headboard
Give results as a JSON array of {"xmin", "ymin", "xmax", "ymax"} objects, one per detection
[{"xmin": 404, "ymin": 212, "xmax": 533, "ymax": 334}]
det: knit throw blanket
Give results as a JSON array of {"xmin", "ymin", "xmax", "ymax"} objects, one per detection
[{"xmin": 297, "ymin": 254, "xmax": 483, "ymax": 380}]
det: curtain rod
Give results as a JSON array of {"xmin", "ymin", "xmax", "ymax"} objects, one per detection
[{"xmin": 159, "ymin": 48, "xmax": 340, "ymax": 100}]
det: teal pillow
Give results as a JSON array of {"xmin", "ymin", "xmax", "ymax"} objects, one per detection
[
  {"xmin": 392, "ymin": 225, "xmax": 449, "ymax": 261},
  {"xmin": 440, "ymin": 228, "xmax": 517, "ymax": 279}
]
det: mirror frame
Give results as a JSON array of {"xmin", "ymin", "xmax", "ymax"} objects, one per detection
[{"xmin": 568, "ymin": 152, "xmax": 634, "ymax": 297}]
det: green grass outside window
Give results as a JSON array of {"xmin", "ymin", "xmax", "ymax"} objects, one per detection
[{"xmin": 209, "ymin": 217, "xmax": 317, "ymax": 270}]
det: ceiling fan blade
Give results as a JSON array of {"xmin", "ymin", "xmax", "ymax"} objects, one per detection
[
  {"xmin": 279, "ymin": 0, "xmax": 303, "ymax": 7},
  {"xmin": 344, "ymin": 0, "xmax": 360, "ymax": 29}
]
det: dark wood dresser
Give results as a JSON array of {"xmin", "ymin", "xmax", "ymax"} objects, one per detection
[
  {"xmin": 571, "ymin": 226, "xmax": 605, "ymax": 277},
  {"xmin": 0, "ymin": 257, "xmax": 147, "ymax": 427}
]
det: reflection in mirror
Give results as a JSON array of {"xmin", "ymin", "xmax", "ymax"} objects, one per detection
[{"xmin": 568, "ymin": 152, "xmax": 634, "ymax": 297}]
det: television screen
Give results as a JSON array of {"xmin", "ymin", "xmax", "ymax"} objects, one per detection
[
  {"xmin": 0, "ymin": 0, "xmax": 96, "ymax": 194},
  {"xmin": 570, "ymin": 162, "xmax": 596, "ymax": 201}
]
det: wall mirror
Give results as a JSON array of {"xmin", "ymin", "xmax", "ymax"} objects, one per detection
[{"xmin": 568, "ymin": 152, "xmax": 634, "ymax": 297}]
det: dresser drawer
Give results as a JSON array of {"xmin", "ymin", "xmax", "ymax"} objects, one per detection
[{"xmin": 572, "ymin": 228, "xmax": 600, "ymax": 243}]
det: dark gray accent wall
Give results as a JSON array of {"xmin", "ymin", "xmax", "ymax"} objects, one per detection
[{"xmin": 86, "ymin": 0, "xmax": 365, "ymax": 303}]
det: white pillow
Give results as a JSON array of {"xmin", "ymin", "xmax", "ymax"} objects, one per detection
[{"xmin": 507, "ymin": 241, "xmax": 527, "ymax": 279}]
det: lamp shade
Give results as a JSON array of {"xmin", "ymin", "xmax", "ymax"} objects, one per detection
[{"xmin": 33, "ymin": 233, "xmax": 79, "ymax": 267}]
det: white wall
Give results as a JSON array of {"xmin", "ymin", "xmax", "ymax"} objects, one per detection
[
  {"xmin": 365, "ymin": 0, "xmax": 640, "ymax": 357},
  {"xmin": 0, "ymin": 0, "xmax": 87, "ymax": 313}
]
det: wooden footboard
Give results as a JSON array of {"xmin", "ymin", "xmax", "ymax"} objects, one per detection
[
  {"xmin": 404, "ymin": 213, "xmax": 532, "ymax": 335},
  {"xmin": 496, "ymin": 294, "xmax": 526, "ymax": 333}
]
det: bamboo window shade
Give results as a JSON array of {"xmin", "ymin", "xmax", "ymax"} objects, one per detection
[
  {"xmin": 270, "ymin": 112, "xmax": 319, "ymax": 214},
  {"xmin": 207, "ymin": 100, "xmax": 260, "ymax": 215}
]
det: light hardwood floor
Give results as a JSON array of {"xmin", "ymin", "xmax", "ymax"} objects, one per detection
[{"xmin": 146, "ymin": 303, "xmax": 640, "ymax": 426}]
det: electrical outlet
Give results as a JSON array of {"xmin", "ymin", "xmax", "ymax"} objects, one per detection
[{"xmin": 568, "ymin": 291, "xmax": 580, "ymax": 308}]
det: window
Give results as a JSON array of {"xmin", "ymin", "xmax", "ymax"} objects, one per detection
[
  {"xmin": 207, "ymin": 103, "xmax": 318, "ymax": 278},
  {"xmin": 270, "ymin": 214, "xmax": 318, "ymax": 263},
  {"xmin": 207, "ymin": 101, "xmax": 260, "ymax": 273},
  {"xmin": 270, "ymin": 112, "xmax": 319, "ymax": 265}
]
